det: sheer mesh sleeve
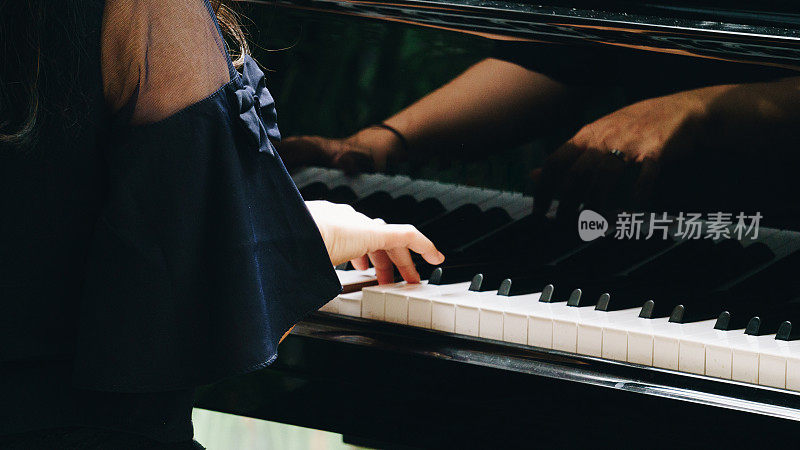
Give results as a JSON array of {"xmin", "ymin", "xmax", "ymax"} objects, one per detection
[
  {"xmin": 75, "ymin": 0, "xmax": 341, "ymax": 392},
  {"xmin": 102, "ymin": 0, "xmax": 232, "ymax": 124}
]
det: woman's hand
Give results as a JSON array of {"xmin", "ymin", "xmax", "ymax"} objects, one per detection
[
  {"xmin": 533, "ymin": 87, "xmax": 718, "ymax": 217},
  {"xmin": 278, "ymin": 127, "xmax": 402, "ymax": 174},
  {"xmin": 306, "ymin": 200, "xmax": 445, "ymax": 284}
]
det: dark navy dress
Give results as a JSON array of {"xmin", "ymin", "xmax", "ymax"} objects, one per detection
[{"xmin": 0, "ymin": 0, "xmax": 340, "ymax": 444}]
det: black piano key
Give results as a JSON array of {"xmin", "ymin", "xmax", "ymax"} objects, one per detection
[
  {"xmin": 744, "ymin": 316, "xmax": 772, "ymax": 336},
  {"xmin": 714, "ymin": 311, "xmax": 734, "ymax": 330},
  {"xmin": 729, "ymin": 249, "xmax": 800, "ymax": 296},
  {"xmin": 383, "ymin": 195, "xmax": 420, "ymax": 224},
  {"xmin": 595, "ymin": 282, "xmax": 657, "ymax": 311},
  {"xmin": 506, "ymin": 270, "xmax": 585, "ymax": 301},
  {"xmin": 639, "ymin": 300, "xmax": 664, "ymax": 319},
  {"xmin": 538, "ymin": 284, "xmax": 558, "ymax": 303},
  {"xmin": 351, "ymin": 191, "xmax": 398, "ymax": 218},
  {"xmin": 422, "ymin": 205, "xmax": 513, "ymax": 251},
  {"xmin": 498, "ymin": 276, "xmax": 548, "ymax": 297},
  {"xmin": 459, "ymin": 213, "xmax": 578, "ymax": 265},
  {"xmin": 777, "ymin": 321, "xmax": 800, "ymax": 341},
  {"xmin": 711, "ymin": 288, "xmax": 790, "ymax": 330},
  {"xmin": 468, "ymin": 270, "xmax": 525, "ymax": 292},
  {"xmin": 627, "ymin": 239, "xmax": 715, "ymax": 280},
  {"xmin": 743, "ymin": 302, "xmax": 800, "ymax": 336},
  {"xmin": 667, "ymin": 290, "xmax": 757, "ymax": 324},
  {"xmin": 566, "ymin": 288, "xmax": 601, "ymax": 307},
  {"xmin": 428, "ymin": 261, "xmax": 509, "ymax": 285},
  {"xmin": 564, "ymin": 276, "xmax": 632, "ymax": 308},
  {"xmin": 327, "ymin": 185, "xmax": 358, "ymax": 204},
  {"xmin": 715, "ymin": 307, "xmax": 756, "ymax": 331},
  {"xmin": 412, "ymin": 197, "xmax": 447, "ymax": 226},
  {"xmin": 299, "ymin": 181, "xmax": 329, "ymax": 200},
  {"xmin": 595, "ymin": 293, "xmax": 612, "ymax": 311}
]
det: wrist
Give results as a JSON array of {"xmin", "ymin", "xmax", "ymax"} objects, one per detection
[
  {"xmin": 682, "ymin": 84, "xmax": 733, "ymax": 120},
  {"xmin": 348, "ymin": 125, "xmax": 406, "ymax": 171}
]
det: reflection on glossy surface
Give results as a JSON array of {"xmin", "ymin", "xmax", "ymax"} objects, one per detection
[
  {"xmin": 293, "ymin": 313, "xmax": 800, "ymax": 422},
  {"xmin": 279, "ymin": 45, "xmax": 800, "ymax": 223}
]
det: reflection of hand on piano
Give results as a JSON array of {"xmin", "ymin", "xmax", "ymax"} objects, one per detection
[
  {"xmin": 278, "ymin": 129, "xmax": 397, "ymax": 175},
  {"xmin": 534, "ymin": 77, "xmax": 800, "ymax": 218},
  {"xmin": 278, "ymin": 59, "xmax": 572, "ymax": 176},
  {"xmin": 533, "ymin": 86, "xmax": 717, "ymax": 217},
  {"xmin": 305, "ymin": 200, "xmax": 445, "ymax": 284}
]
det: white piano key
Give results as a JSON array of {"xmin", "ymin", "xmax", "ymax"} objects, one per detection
[
  {"xmin": 476, "ymin": 293, "xmax": 511, "ymax": 341},
  {"xmin": 403, "ymin": 283, "xmax": 475, "ymax": 331},
  {"xmin": 337, "ymin": 291, "xmax": 363, "ymax": 317},
  {"xmin": 336, "ymin": 268, "xmax": 377, "ymax": 291},
  {"xmin": 550, "ymin": 304, "xmax": 584, "ymax": 353},
  {"xmin": 787, "ymin": 354, "xmax": 800, "ymax": 391},
  {"xmin": 753, "ymin": 337, "xmax": 800, "ymax": 389},
  {"xmin": 591, "ymin": 312, "xmax": 658, "ymax": 364},
  {"xmin": 451, "ymin": 291, "xmax": 488, "ymax": 336},
  {"xmin": 478, "ymin": 191, "xmax": 518, "ymax": 213},
  {"xmin": 304, "ymin": 166, "xmax": 342, "ymax": 188},
  {"xmin": 438, "ymin": 187, "xmax": 493, "ymax": 210},
  {"xmin": 733, "ymin": 342, "xmax": 762, "ymax": 384},
  {"xmin": 408, "ymin": 293, "xmax": 433, "ymax": 329},
  {"xmin": 385, "ymin": 282, "xmax": 471, "ymax": 329},
  {"xmin": 758, "ymin": 339, "xmax": 788, "ymax": 389},
  {"xmin": 596, "ymin": 316, "xmax": 666, "ymax": 365},
  {"xmin": 703, "ymin": 332, "xmax": 739, "ymax": 380},
  {"xmin": 318, "ymin": 298, "xmax": 339, "ymax": 314},
  {"xmin": 290, "ymin": 166, "xmax": 324, "ymax": 187},
  {"xmin": 705, "ymin": 332, "xmax": 763, "ymax": 384},
  {"xmin": 342, "ymin": 173, "xmax": 395, "ymax": 198},
  {"xmin": 385, "ymin": 288, "xmax": 410, "ymax": 324},
  {"xmin": 427, "ymin": 289, "xmax": 496, "ymax": 336},
  {"xmin": 519, "ymin": 297, "xmax": 581, "ymax": 350},
  {"xmin": 409, "ymin": 180, "xmax": 458, "ymax": 202},
  {"xmin": 651, "ymin": 320, "xmax": 717, "ymax": 370},
  {"xmin": 502, "ymin": 292, "xmax": 543, "ymax": 345},
  {"xmin": 361, "ymin": 282, "xmax": 404, "ymax": 320},
  {"xmin": 548, "ymin": 303, "xmax": 636, "ymax": 355},
  {"xmin": 383, "ymin": 281, "xmax": 470, "ymax": 325},
  {"xmin": 433, "ymin": 295, "xmax": 460, "ymax": 333},
  {"xmin": 528, "ymin": 303, "xmax": 559, "ymax": 349},
  {"xmin": 677, "ymin": 329, "xmax": 740, "ymax": 376},
  {"xmin": 387, "ymin": 176, "xmax": 421, "ymax": 197},
  {"xmin": 505, "ymin": 194, "xmax": 534, "ymax": 220},
  {"xmin": 576, "ymin": 308, "xmax": 642, "ymax": 360},
  {"xmin": 459, "ymin": 188, "xmax": 503, "ymax": 211},
  {"xmin": 627, "ymin": 318, "xmax": 670, "ymax": 366}
]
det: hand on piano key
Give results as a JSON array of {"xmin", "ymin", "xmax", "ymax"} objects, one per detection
[{"xmin": 305, "ymin": 200, "xmax": 445, "ymax": 283}]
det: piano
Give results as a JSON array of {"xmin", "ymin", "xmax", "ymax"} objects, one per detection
[{"xmin": 196, "ymin": 0, "xmax": 800, "ymax": 447}]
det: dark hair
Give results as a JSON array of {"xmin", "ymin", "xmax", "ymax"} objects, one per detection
[{"xmin": 0, "ymin": 0, "xmax": 249, "ymax": 146}]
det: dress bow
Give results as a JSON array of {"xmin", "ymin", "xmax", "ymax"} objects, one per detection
[{"xmin": 234, "ymin": 54, "xmax": 281, "ymax": 154}]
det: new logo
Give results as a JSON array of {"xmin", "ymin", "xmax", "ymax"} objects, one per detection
[{"xmin": 578, "ymin": 209, "xmax": 608, "ymax": 241}]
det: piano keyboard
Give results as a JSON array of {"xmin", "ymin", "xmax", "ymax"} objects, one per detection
[
  {"xmin": 325, "ymin": 262, "xmax": 800, "ymax": 392},
  {"xmin": 294, "ymin": 167, "xmax": 800, "ymax": 393}
]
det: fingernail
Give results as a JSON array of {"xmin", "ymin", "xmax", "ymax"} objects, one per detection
[{"xmin": 436, "ymin": 252, "xmax": 445, "ymax": 264}]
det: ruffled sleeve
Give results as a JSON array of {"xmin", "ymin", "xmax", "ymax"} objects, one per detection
[{"xmin": 74, "ymin": 46, "xmax": 341, "ymax": 391}]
